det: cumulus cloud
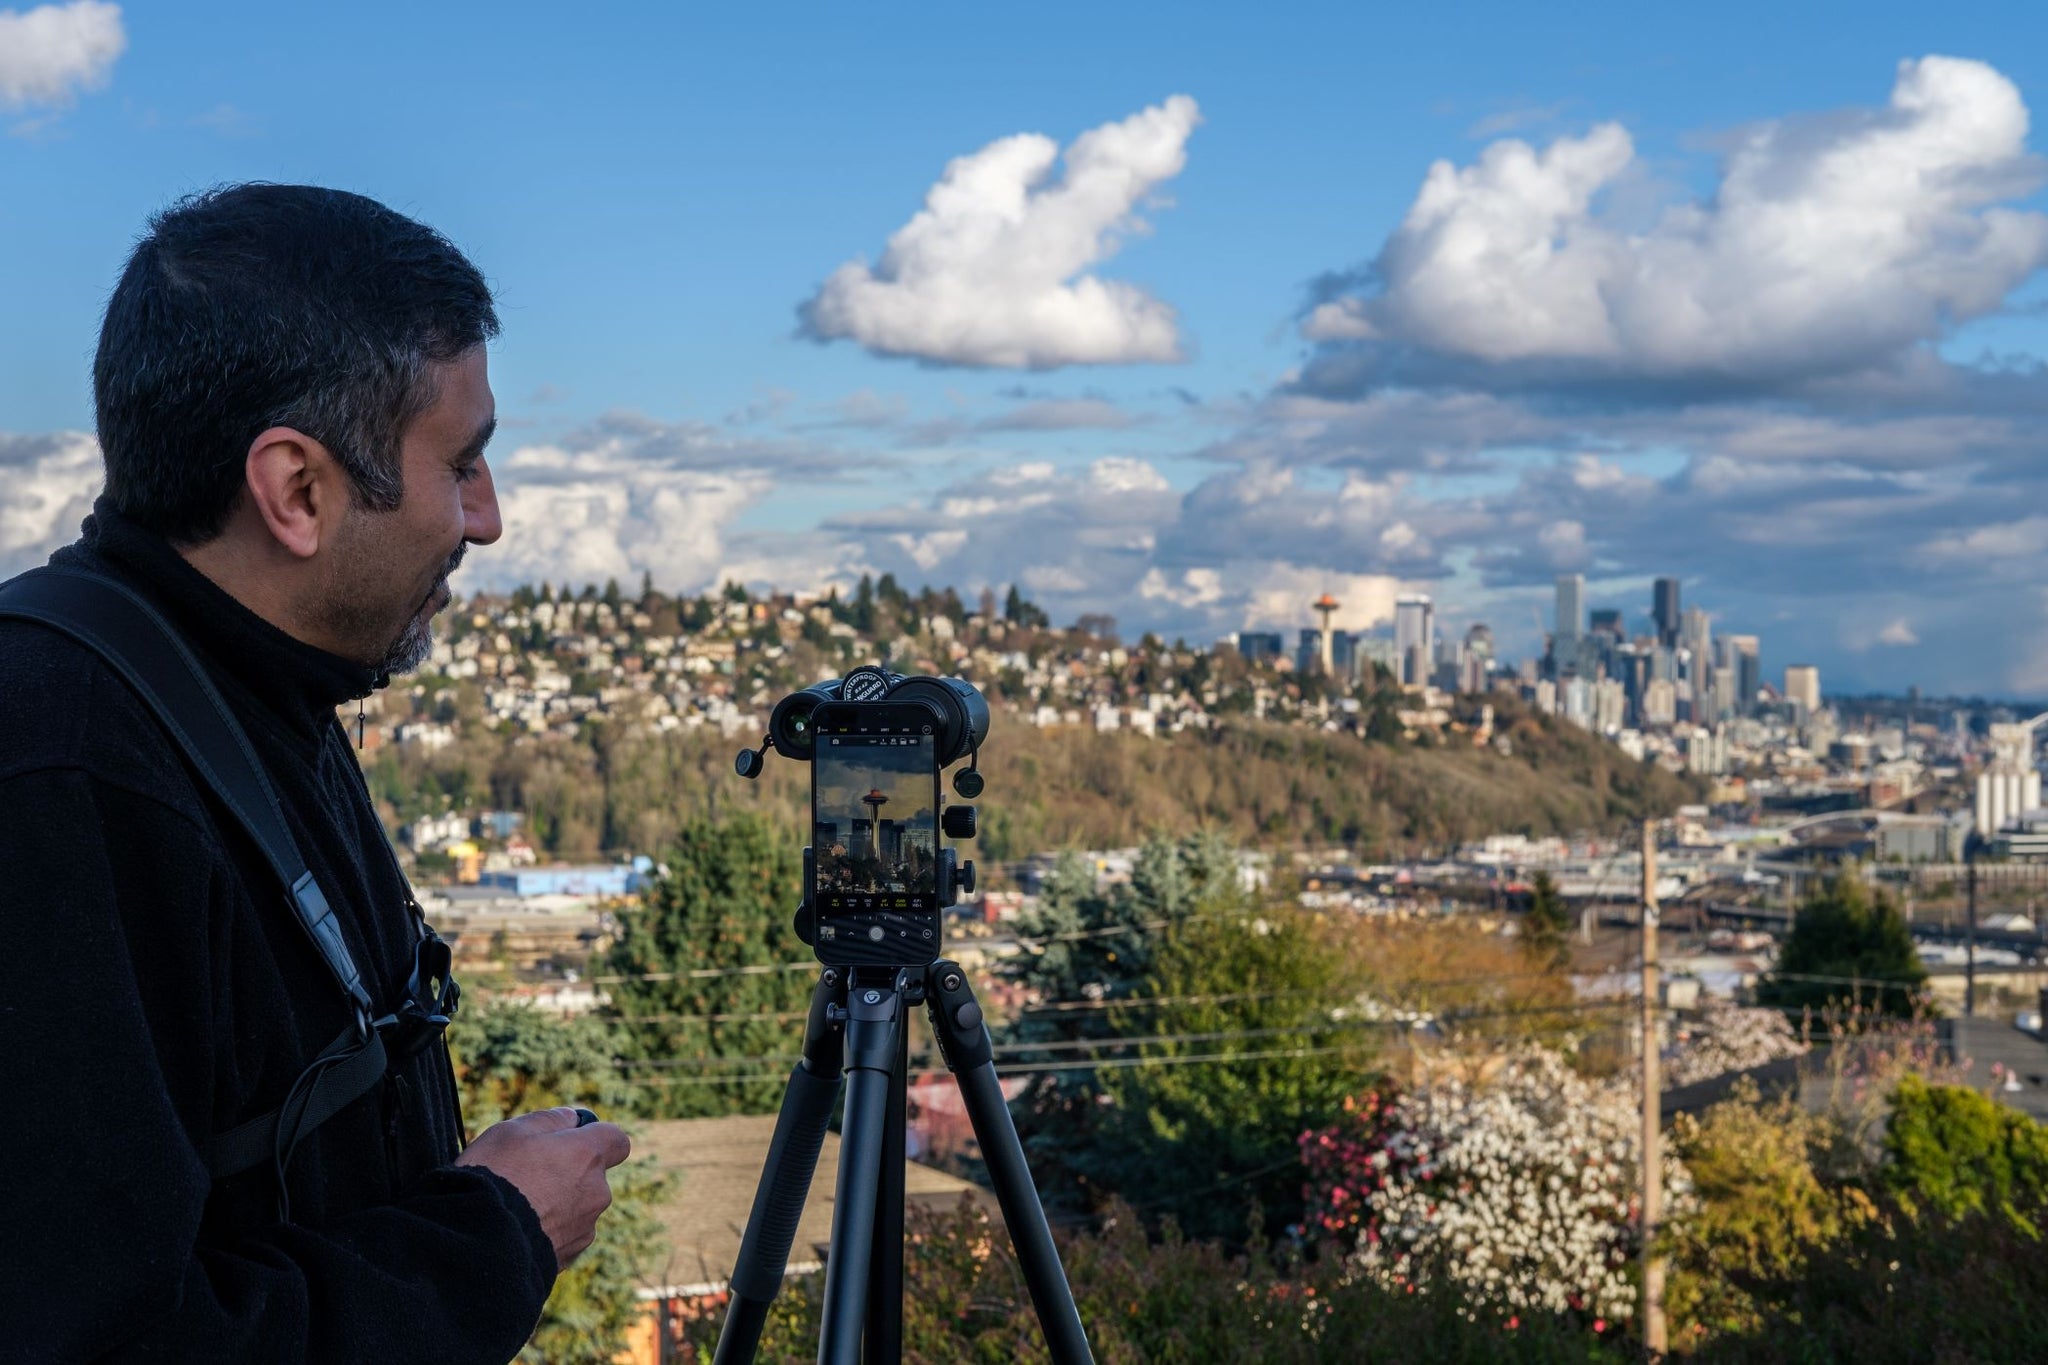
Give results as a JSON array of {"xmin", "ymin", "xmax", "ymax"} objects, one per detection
[
  {"xmin": 0, "ymin": 431, "xmax": 100, "ymax": 573},
  {"xmin": 0, "ymin": 1, "xmax": 124, "ymax": 110},
  {"xmin": 1302, "ymin": 57, "xmax": 2048, "ymax": 396},
  {"xmin": 452, "ymin": 414, "xmax": 867, "ymax": 595},
  {"xmin": 800, "ymin": 95, "xmax": 1200, "ymax": 368}
]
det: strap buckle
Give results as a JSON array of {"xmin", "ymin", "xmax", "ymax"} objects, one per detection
[{"xmin": 374, "ymin": 928, "xmax": 460, "ymax": 1062}]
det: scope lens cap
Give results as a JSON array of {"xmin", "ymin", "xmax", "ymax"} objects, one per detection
[
  {"xmin": 735, "ymin": 749, "xmax": 764, "ymax": 779},
  {"xmin": 952, "ymin": 768, "xmax": 985, "ymax": 798}
]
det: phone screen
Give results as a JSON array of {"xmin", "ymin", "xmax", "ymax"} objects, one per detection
[{"xmin": 810, "ymin": 704, "xmax": 941, "ymax": 919}]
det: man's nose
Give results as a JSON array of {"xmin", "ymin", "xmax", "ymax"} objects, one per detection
[{"xmin": 464, "ymin": 458, "xmax": 504, "ymax": 546}]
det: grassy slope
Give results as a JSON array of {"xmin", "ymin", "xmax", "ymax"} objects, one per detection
[{"xmin": 973, "ymin": 704, "xmax": 1700, "ymax": 860}]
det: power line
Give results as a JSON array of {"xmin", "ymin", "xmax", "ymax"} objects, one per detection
[{"xmin": 611, "ymin": 999, "xmax": 1637, "ymax": 1077}]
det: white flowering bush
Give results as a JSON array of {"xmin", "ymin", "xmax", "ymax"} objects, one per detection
[
  {"xmin": 1300, "ymin": 1049, "xmax": 1690, "ymax": 1328},
  {"xmin": 1662, "ymin": 1000, "xmax": 1808, "ymax": 1089}
]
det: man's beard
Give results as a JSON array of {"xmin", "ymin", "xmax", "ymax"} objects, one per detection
[{"xmin": 377, "ymin": 545, "xmax": 466, "ymax": 676}]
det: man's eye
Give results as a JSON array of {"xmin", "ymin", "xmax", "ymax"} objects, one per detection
[{"xmin": 455, "ymin": 461, "xmax": 483, "ymax": 483}]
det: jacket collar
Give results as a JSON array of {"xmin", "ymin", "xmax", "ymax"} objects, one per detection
[{"xmin": 54, "ymin": 497, "xmax": 386, "ymax": 745}]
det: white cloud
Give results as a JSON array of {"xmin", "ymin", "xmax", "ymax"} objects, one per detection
[
  {"xmin": 800, "ymin": 95, "xmax": 1200, "ymax": 368},
  {"xmin": 451, "ymin": 418, "xmax": 839, "ymax": 595},
  {"xmin": 0, "ymin": 431, "xmax": 100, "ymax": 572},
  {"xmin": 1307, "ymin": 57, "xmax": 2048, "ymax": 388},
  {"xmin": 475, "ymin": 448, "xmax": 770, "ymax": 595},
  {"xmin": 1234, "ymin": 565, "xmax": 1407, "ymax": 634},
  {"xmin": 1877, "ymin": 618, "xmax": 1921, "ymax": 647},
  {"xmin": 0, "ymin": 1, "xmax": 123, "ymax": 110}
]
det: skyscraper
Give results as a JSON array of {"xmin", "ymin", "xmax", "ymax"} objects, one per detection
[
  {"xmin": 1784, "ymin": 664, "xmax": 1821, "ymax": 714},
  {"xmin": 1555, "ymin": 574, "xmax": 1584, "ymax": 645},
  {"xmin": 1653, "ymin": 577, "xmax": 1681, "ymax": 647},
  {"xmin": 1722, "ymin": 634, "xmax": 1761, "ymax": 716},
  {"xmin": 1394, "ymin": 594, "xmax": 1434, "ymax": 688}
]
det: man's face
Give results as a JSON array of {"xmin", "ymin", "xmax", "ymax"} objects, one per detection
[{"xmin": 320, "ymin": 346, "xmax": 501, "ymax": 673}]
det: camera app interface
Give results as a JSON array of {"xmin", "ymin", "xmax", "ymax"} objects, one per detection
[{"xmin": 813, "ymin": 731, "xmax": 938, "ymax": 912}]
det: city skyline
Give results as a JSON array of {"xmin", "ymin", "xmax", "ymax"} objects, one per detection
[{"xmin": 7, "ymin": 4, "xmax": 2048, "ymax": 694}]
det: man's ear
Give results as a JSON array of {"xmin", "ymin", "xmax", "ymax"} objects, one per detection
[{"xmin": 244, "ymin": 426, "xmax": 345, "ymax": 560}]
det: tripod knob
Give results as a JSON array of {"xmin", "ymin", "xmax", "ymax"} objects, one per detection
[
  {"xmin": 942, "ymin": 804, "xmax": 977, "ymax": 840},
  {"xmin": 953, "ymin": 1000, "xmax": 983, "ymax": 1031},
  {"xmin": 952, "ymin": 859, "xmax": 976, "ymax": 897}
]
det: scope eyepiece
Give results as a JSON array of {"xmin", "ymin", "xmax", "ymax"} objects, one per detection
[{"xmin": 749, "ymin": 664, "xmax": 990, "ymax": 770}]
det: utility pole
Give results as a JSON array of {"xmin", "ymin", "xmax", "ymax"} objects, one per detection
[
  {"xmin": 1640, "ymin": 818, "xmax": 1667, "ymax": 1356},
  {"xmin": 1965, "ymin": 832, "xmax": 1980, "ymax": 1019}
]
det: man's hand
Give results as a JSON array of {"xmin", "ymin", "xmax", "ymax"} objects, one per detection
[{"xmin": 455, "ymin": 1107, "xmax": 633, "ymax": 1269}]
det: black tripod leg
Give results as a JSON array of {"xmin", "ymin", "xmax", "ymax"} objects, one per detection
[
  {"xmin": 816, "ymin": 975, "xmax": 904, "ymax": 1365},
  {"xmin": 925, "ymin": 961, "xmax": 1095, "ymax": 1365},
  {"xmin": 713, "ymin": 971, "xmax": 849, "ymax": 1365},
  {"xmin": 865, "ymin": 1007, "xmax": 909, "ymax": 1362}
]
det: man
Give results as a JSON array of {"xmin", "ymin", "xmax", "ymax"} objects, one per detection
[{"xmin": 0, "ymin": 185, "xmax": 630, "ymax": 1361}]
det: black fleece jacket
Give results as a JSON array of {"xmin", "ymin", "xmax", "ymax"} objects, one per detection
[{"xmin": 0, "ymin": 502, "xmax": 556, "ymax": 1363}]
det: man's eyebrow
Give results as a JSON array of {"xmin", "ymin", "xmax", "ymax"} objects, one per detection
[{"xmin": 456, "ymin": 415, "xmax": 497, "ymax": 461}]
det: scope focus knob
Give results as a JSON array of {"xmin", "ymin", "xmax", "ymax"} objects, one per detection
[
  {"xmin": 953, "ymin": 859, "xmax": 977, "ymax": 897},
  {"xmin": 941, "ymin": 804, "xmax": 978, "ymax": 840}
]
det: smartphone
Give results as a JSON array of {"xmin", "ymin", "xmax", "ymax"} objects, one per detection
[{"xmin": 809, "ymin": 700, "xmax": 944, "ymax": 966}]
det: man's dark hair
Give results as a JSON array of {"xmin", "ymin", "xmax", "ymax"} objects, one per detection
[{"xmin": 94, "ymin": 184, "xmax": 499, "ymax": 544}]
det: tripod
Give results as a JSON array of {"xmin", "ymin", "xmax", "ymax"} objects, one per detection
[{"xmin": 712, "ymin": 958, "xmax": 1094, "ymax": 1365}]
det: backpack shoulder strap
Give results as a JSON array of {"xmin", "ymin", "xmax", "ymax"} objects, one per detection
[
  {"xmin": 0, "ymin": 567, "xmax": 374, "ymax": 1023},
  {"xmin": 0, "ymin": 566, "xmax": 390, "ymax": 1183}
]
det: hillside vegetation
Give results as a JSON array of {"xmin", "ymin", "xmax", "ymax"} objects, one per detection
[{"xmin": 369, "ymin": 694, "xmax": 1698, "ymax": 863}]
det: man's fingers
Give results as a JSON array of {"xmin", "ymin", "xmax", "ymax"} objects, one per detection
[
  {"xmin": 513, "ymin": 1106, "xmax": 585, "ymax": 1134},
  {"xmin": 577, "ymin": 1121, "xmax": 633, "ymax": 1169}
]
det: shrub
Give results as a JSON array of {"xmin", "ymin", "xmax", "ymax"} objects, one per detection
[
  {"xmin": 1300, "ymin": 1049, "xmax": 1689, "ymax": 1326},
  {"xmin": 1883, "ymin": 1075, "xmax": 2048, "ymax": 1236},
  {"xmin": 678, "ymin": 1198, "xmax": 1626, "ymax": 1363}
]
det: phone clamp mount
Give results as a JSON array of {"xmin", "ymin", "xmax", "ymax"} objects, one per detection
[
  {"xmin": 714, "ymin": 669, "xmax": 1094, "ymax": 1365},
  {"xmin": 735, "ymin": 665, "xmax": 987, "ymax": 953}
]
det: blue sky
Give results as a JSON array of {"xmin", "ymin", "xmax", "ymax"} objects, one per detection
[{"xmin": 6, "ymin": 1, "xmax": 2048, "ymax": 696}]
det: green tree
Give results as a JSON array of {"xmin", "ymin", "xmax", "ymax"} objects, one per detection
[
  {"xmin": 1523, "ymin": 870, "xmax": 1571, "ymax": 969},
  {"xmin": 445, "ymin": 1003, "xmax": 669, "ymax": 1365},
  {"xmin": 599, "ymin": 811, "xmax": 815, "ymax": 1116},
  {"xmin": 1757, "ymin": 873, "xmax": 1928, "ymax": 1018},
  {"xmin": 1091, "ymin": 902, "xmax": 1373, "ymax": 1242},
  {"xmin": 1005, "ymin": 836, "xmax": 1368, "ymax": 1242},
  {"xmin": 521, "ymin": 1158, "xmax": 671, "ymax": 1365},
  {"xmin": 1884, "ymin": 1074, "xmax": 2048, "ymax": 1236},
  {"xmin": 446, "ymin": 1000, "xmax": 635, "ymax": 1123},
  {"xmin": 1664, "ymin": 1082, "xmax": 1876, "ymax": 1340}
]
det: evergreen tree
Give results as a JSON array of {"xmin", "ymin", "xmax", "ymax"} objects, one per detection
[
  {"xmin": 852, "ymin": 574, "xmax": 877, "ymax": 634},
  {"xmin": 1523, "ymin": 870, "xmax": 1571, "ymax": 969},
  {"xmin": 1091, "ymin": 902, "xmax": 1373, "ymax": 1243},
  {"xmin": 445, "ymin": 1003, "xmax": 669, "ymax": 1365},
  {"xmin": 599, "ymin": 811, "xmax": 815, "ymax": 1116},
  {"xmin": 1759, "ymin": 873, "xmax": 1928, "ymax": 1018},
  {"xmin": 638, "ymin": 569, "xmax": 656, "ymax": 607},
  {"xmin": 1004, "ymin": 835, "xmax": 1340, "ymax": 1237},
  {"xmin": 601, "ymin": 577, "xmax": 623, "ymax": 612},
  {"xmin": 447, "ymin": 1001, "xmax": 633, "ymax": 1123}
]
